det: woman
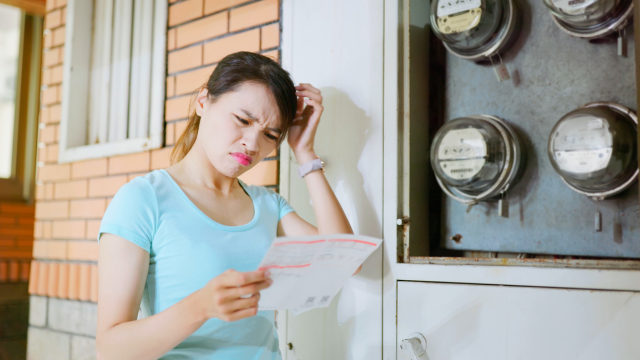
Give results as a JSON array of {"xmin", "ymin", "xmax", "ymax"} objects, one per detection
[{"xmin": 96, "ymin": 52, "xmax": 355, "ymax": 359}]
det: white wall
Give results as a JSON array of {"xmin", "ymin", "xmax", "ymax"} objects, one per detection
[{"xmin": 280, "ymin": 0, "xmax": 384, "ymax": 359}]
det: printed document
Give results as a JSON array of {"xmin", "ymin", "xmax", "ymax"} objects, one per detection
[{"xmin": 257, "ymin": 234, "xmax": 382, "ymax": 313}]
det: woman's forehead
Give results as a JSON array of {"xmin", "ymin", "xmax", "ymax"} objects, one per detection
[{"xmin": 226, "ymin": 83, "xmax": 281, "ymax": 127}]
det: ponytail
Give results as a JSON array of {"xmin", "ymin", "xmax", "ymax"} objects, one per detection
[{"xmin": 170, "ymin": 90, "xmax": 202, "ymax": 165}]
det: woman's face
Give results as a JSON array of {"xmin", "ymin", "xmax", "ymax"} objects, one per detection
[{"xmin": 194, "ymin": 82, "xmax": 282, "ymax": 178}]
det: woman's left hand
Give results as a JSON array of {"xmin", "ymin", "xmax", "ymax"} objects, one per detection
[{"xmin": 288, "ymin": 83, "xmax": 323, "ymax": 163}]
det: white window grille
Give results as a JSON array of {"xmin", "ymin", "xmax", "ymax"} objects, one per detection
[{"xmin": 58, "ymin": 0, "xmax": 166, "ymax": 163}]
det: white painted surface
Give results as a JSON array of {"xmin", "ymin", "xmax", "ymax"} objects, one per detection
[
  {"xmin": 280, "ymin": 0, "xmax": 384, "ymax": 359},
  {"xmin": 397, "ymin": 281, "xmax": 640, "ymax": 360}
]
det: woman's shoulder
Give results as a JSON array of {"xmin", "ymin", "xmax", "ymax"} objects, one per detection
[{"xmin": 112, "ymin": 170, "xmax": 170, "ymax": 204}]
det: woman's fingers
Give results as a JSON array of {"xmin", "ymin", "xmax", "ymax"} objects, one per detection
[
  {"xmin": 295, "ymin": 83, "xmax": 320, "ymax": 94},
  {"xmin": 296, "ymin": 90, "xmax": 322, "ymax": 103},
  {"xmin": 220, "ymin": 306, "xmax": 259, "ymax": 322},
  {"xmin": 216, "ymin": 269, "xmax": 270, "ymax": 288},
  {"xmin": 222, "ymin": 293, "xmax": 261, "ymax": 313}
]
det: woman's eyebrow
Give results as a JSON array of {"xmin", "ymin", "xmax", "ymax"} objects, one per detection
[{"xmin": 241, "ymin": 109, "xmax": 282, "ymax": 134}]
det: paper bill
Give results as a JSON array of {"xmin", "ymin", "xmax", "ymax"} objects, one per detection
[{"xmin": 257, "ymin": 234, "xmax": 382, "ymax": 312}]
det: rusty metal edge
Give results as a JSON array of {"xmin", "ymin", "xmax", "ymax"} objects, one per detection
[{"xmin": 409, "ymin": 256, "xmax": 640, "ymax": 270}]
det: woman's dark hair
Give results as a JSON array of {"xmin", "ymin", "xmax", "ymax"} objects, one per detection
[{"xmin": 171, "ymin": 51, "xmax": 297, "ymax": 164}]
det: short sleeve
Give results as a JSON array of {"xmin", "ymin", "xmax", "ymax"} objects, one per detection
[
  {"xmin": 275, "ymin": 192, "xmax": 295, "ymax": 221},
  {"xmin": 98, "ymin": 177, "xmax": 157, "ymax": 253}
]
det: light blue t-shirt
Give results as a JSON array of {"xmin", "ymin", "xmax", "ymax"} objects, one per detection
[{"xmin": 98, "ymin": 169, "xmax": 294, "ymax": 359}]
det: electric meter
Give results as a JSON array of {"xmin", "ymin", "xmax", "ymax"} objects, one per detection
[
  {"xmin": 430, "ymin": 115, "xmax": 525, "ymax": 217},
  {"xmin": 548, "ymin": 102, "xmax": 638, "ymax": 230},
  {"xmin": 429, "ymin": 0, "xmax": 521, "ymax": 63},
  {"xmin": 543, "ymin": 0, "xmax": 633, "ymax": 54},
  {"xmin": 548, "ymin": 102, "xmax": 638, "ymax": 198}
]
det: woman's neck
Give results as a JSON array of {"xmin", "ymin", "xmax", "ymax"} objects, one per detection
[{"xmin": 170, "ymin": 145, "xmax": 238, "ymax": 194}]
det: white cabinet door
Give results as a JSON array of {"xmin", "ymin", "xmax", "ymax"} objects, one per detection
[{"xmin": 397, "ymin": 281, "xmax": 640, "ymax": 360}]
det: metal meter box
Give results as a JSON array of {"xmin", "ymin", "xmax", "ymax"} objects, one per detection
[{"xmin": 432, "ymin": 0, "xmax": 639, "ymax": 258}]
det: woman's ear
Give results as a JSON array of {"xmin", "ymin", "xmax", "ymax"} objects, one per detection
[{"xmin": 195, "ymin": 88, "xmax": 208, "ymax": 117}]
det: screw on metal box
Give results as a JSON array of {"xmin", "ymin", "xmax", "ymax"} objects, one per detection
[
  {"xmin": 543, "ymin": 0, "xmax": 633, "ymax": 56},
  {"xmin": 430, "ymin": 115, "xmax": 525, "ymax": 218},
  {"xmin": 548, "ymin": 102, "xmax": 638, "ymax": 231}
]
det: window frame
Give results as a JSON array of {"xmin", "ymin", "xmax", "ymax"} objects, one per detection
[
  {"xmin": 58, "ymin": 0, "xmax": 167, "ymax": 164},
  {"xmin": 0, "ymin": 10, "xmax": 42, "ymax": 203}
]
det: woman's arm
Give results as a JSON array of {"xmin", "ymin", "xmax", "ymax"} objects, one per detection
[
  {"xmin": 97, "ymin": 234, "xmax": 271, "ymax": 360},
  {"xmin": 278, "ymin": 83, "xmax": 360, "ymax": 274}
]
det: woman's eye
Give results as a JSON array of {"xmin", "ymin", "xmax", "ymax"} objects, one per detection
[
  {"xmin": 265, "ymin": 133, "xmax": 278, "ymax": 141},
  {"xmin": 235, "ymin": 115, "xmax": 249, "ymax": 125}
]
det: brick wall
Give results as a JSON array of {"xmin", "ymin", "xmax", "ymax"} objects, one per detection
[{"xmin": 27, "ymin": 0, "xmax": 283, "ymax": 359}]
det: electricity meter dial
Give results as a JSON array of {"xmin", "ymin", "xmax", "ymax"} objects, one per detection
[
  {"xmin": 431, "ymin": 115, "xmax": 524, "ymax": 216},
  {"xmin": 548, "ymin": 102, "xmax": 638, "ymax": 199},
  {"xmin": 543, "ymin": 0, "xmax": 633, "ymax": 51},
  {"xmin": 429, "ymin": 0, "xmax": 521, "ymax": 61}
]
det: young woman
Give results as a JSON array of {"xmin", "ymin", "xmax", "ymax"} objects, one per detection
[{"xmin": 95, "ymin": 52, "xmax": 356, "ymax": 359}]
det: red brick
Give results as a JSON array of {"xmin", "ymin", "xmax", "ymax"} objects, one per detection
[
  {"xmin": 71, "ymin": 158, "xmax": 108, "ymax": 179},
  {"xmin": 53, "ymin": 26, "xmax": 65, "ymax": 46},
  {"xmin": 34, "ymin": 221, "xmax": 44, "ymax": 239},
  {"xmin": 167, "ymin": 76, "xmax": 176, "ymax": 97},
  {"xmin": 40, "ymin": 124, "xmax": 57, "ymax": 143},
  {"xmin": 47, "ymin": 262, "xmax": 59, "ymax": 296},
  {"xmin": 45, "ymin": 9, "xmax": 62, "ymax": 30},
  {"xmin": 38, "ymin": 163, "xmax": 70, "ymax": 181},
  {"xmin": 43, "ymin": 221, "xmax": 52, "ymax": 238},
  {"xmin": 151, "ymin": 147, "xmax": 173, "ymax": 170},
  {"xmin": 176, "ymin": 12, "xmax": 227, "ymax": 48},
  {"xmin": 49, "ymin": 104, "xmax": 62, "ymax": 123},
  {"xmin": 67, "ymin": 241, "xmax": 99, "ymax": 261},
  {"xmin": 167, "ymin": 28, "xmax": 176, "ymax": 51},
  {"xmin": 56, "ymin": 0, "xmax": 67, "ymax": 8},
  {"xmin": 68, "ymin": 263, "xmax": 79, "ymax": 299},
  {"xmin": 165, "ymin": 95, "xmax": 192, "ymax": 121},
  {"xmin": 42, "ymin": 68, "xmax": 52, "ymax": 86},
  {"xmin": 54, "ymin": 179, "xmax": 88, "ymax": 199},
  {"xmin": 40, "ymin": 107, "xmax": 50, "ymax": 124},
  {"xmin": 261, "ymin": 23, "xmax": 279, "ymax": 50},
  {"xmin": 108, "ymin": 152, "xmax": 150, "ymax": 175},
  {"xmin": 51, "ymin": 65, "xmax": 64, "ymax": 84},
  {"xmin": 46, "ymin": 144, "xmax": 59, "ymax": 163},
  {"xmin": 70, "ymin": 199, "xmax": 106, "ymax": 219},
  {"xmin": 78, "ymin": 264, "xmax": 91, "ymax": 301},
  {"xmin": 44, "ymin": 31, "xmax": 53, "ymax": 48},
  {"xmin": 205, "ymin": 0, "xmax": 251, "ymax": 15},
  {"xmin": 169, "ymin": 0, "xmax": 203, "ymax": 27},
  {"xmin": 0, "ymin": 203, "xmax": 35, "ymax": 215},
  {"xmin": 229, "ymin": 0, "xmax": 278, "ymax": 32},
  {"xmin": 35, "ymin": 201, "xmax": 69, "ymax": 220},
  {"xmin": 88, "ymin": 175, "xmax": 128, "ymax": 197},
  {"xmin": 166, "ymin": 122, "xmax": 176, "ymax": 146},
  {"xmin": 86, "ymin": 220, "xmax": 101, "ymax": 240},
  {"xmin": 168, "ymin": 45, "xmax": 203, "ymax": 74},
  {"xmin": 42, "ymin": 86, "xmax": 58, "ymax": 106},
  {"xmin": 203, "ymin": 29, "xmax": 259, "ymax": 65},
  {"xmin": 44, "ymin": 184, "xmax": 54, "ymax": 200},
  {"xmin": 52, "ymin": 220, "xmax": 86, "ymax": 239},
  {"xmin": 175, "ymin": 65, "xmax": 214, "ymax": 96},
  {"xmin": 43, "ymin": 47, "xmax": 60, "ymax": 67},
  {"xmin": 0, "ymin": 227, "xmax": 33, "ymax": 236}
]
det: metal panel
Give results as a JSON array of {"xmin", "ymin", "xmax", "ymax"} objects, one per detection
[
  {"xmin": 441, "ymin": 0, "xmax": 639, "ymax": 257},
  {"xmin": 397, "ymin": 281, "xmax": 640, "ymax": 360}
]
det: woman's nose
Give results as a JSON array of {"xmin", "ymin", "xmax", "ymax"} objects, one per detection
[{"xmin": 241, "ymin": 130, "xmax": 260, "ymax": 154}]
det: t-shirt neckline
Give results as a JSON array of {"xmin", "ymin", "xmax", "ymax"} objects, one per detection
[{"xmin": 158, "ymin": 169, "xmax": 260, "ymax": 232}]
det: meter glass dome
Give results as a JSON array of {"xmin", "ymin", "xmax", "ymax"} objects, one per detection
[
  {"xmin": 542, "ymin": 0, "xmax": 633, "ymax": 38},
  {"xmin": 430, "ymin": 115, "xmax": 526, "ymax": 203},
  {"xmin": 429, "ymin": 0, "xmax": 519, "ymax": 59},
  {"xmin": 548, "ymin": 103, "xmax": 638, "ymax": 197}
]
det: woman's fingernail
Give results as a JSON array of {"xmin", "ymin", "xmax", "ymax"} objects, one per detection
[{"xmin": 268, "ymin": 278, "xmax": 274, "ymax": 285}]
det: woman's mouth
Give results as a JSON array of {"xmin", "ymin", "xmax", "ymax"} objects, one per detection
[{"xmin": 231, "ymin": 152, "xmax": 253, "ymax": 166}]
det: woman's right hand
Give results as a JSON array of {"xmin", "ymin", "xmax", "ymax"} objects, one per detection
[{"xmin": 196, "ymin": 269, "xmax": 273, "ymax": 322}]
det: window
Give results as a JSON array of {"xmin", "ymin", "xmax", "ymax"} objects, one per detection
[
  {"xmin": 0, "ymin": 4, "xmax": 42, "ymax": 202},
  {"xmin": 58, "ymin": 0, "xmax": 167, "ymax": 163}
]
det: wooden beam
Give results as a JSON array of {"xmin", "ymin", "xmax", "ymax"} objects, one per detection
[{"xmin": 0, "ymin": 0, "xmax": 46, "ymax": 16}]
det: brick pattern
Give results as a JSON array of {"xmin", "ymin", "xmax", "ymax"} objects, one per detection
[
  {"xmin": 0, "ymin": 202, "xmax": 34, "ymax": 283},
  {"xmin": 166, "ymin": 0, "xmax": 281, "ymax": 188}
]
